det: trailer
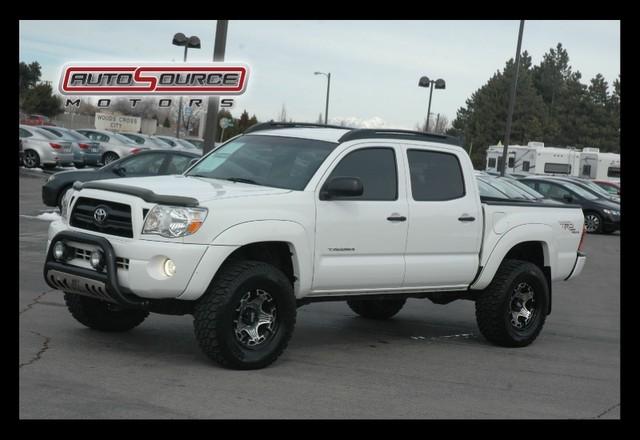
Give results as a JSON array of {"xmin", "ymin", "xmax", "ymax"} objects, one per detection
[{"xmin": 485, "ymin": 142, "xmax": 539, "ymax": 174}]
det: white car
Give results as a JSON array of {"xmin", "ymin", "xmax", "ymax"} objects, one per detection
[
  {"xmin": 44, "ymin": 123, "xmax": 587, "ymax": 369},
  {"xmin": 19, "ymin": 125, "xmax": 74, "ymax": 169}
]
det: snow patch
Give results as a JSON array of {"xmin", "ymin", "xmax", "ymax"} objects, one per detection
[{"xmin": 20, "ymin": 212, "xmax": 61, "ymax": 222}]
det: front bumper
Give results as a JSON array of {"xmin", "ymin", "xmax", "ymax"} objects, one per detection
[
  {"xmin": 44, "ymin": 230, "xmax": 149, "ymax": 308},
  {"xmin": 565, "ymin": 251, "xmax": 587, "ymax": 281},
  {"xmin": 603, "ymin": 216, "xmax": 620, "ymax": 231},
  {"xmin": 45, "ymin": 222, "xmax": 232, "ymax": 303}
]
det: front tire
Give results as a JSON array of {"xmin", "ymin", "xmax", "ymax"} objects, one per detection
[
  {"xmin": 475, "ymin": 259, "xmax": 549, "ymax": 347},
  {"xmin": 193, "ymin": 260, "xmax": 296, "ymax": 370},
  {"xmin": 347, "ymin": 298, "xmax": 406, "ymax": 320},
  {"xmin": 64, "ymin": 293, "xmax": 149, "ymax": 332}
]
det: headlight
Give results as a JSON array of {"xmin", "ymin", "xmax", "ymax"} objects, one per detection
[
  {"xmin": 142, "ymin": 205, "xmax": 208, "ymax": 238},
  {"xmin": 47, "ymin": 174, "xmax": 56, "ymax": 183},
  {"xmin": 60, "ymin": 189, "xmax": 74, "ymax": 222},
  {"xmin": 603, "ymin": 209, "xmax": 620, "ymax": 216}
]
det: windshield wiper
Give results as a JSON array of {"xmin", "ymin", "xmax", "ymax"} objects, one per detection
[{"xmin": 223, "ymin": 177, "xmax": 262, "ymax": 186}]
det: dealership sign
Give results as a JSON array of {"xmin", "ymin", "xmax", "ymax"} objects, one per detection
[
  {"xmin": 94, "ymin": 112, "xmax": 141, "ymax": 132},
  {"xmin": 59, "ymin": 63, "xmax": 249, "ymax": 95}
]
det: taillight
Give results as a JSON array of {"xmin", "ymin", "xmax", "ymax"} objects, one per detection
[
  {"xmin": 578, "ymin": 225, "xmax": 587, "ymax": 252},
  {"xmin": 131, "ymin": 148, "xmax": 141, "ymax": 154},
  {"xmin": 78, "ymin": 143, "xmax": 90, "ymax": 150},
  {"xmin": 50, "ymin": 143, "xmax": 61, "ymax": 149}
]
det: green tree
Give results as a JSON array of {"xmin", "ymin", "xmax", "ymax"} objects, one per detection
[
  {"xmin": 19, "ymin": 61, "xmax": 41, "ymax": 97},
  {"xmin": 21, "ymin": 83, "xmax": 63, "ymax": 117}
]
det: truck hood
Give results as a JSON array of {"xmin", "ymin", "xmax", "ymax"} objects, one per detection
[{"xmin": 84, "ymin": 175, "xmax": 292, "ymax": 203}]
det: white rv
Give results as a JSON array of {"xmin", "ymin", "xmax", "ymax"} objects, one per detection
[
  {"xmin": 485, "ymin": 142, "xmax": 539, "ymax": 174},
  {"xmin": 596, "ymin": 152, "xmax": 620, "ymax": 182}
]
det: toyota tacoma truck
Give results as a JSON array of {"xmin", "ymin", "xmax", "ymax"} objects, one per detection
[{"xmin": 43, "ymin": 123, "xmax": 587, "ymax": 369}]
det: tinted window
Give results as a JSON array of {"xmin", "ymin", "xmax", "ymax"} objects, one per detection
[
  {"xmin": 508, "ymin": 157, "xmax": 515, "ymax": 168},
  {"xmin": 408, "ymin": 150, "xmax": 464, "ymax": 201},
  {"xmin": 582, "ymin": 164, "xmax": 591, "ymax": 176},
  {"xmin": 488, "ymin": 158, "xmax": 496, "ymax": 168},
  {"xmin": 522, "ymin": 161, "xmax": 530, "ymax": 172},
  {"xmin": 19, "ymin": 128, "xmax": 32, "ymax": 138},
  {"xmin": 544, "ymin": 163, "xmax": 571, "ymax": 174},
  {"xmin": 327, "ymin": 148, "xmax": 397, "ymax": 201},
  {"xmin": 187, "ymin": 134, "xmax": 337, "ymax": 191},
  {"xmin": 119, "ymin": 153, "xmax": 166, "ymax": 175},
  {"xmin": 165, "ymin": 154, "xmax": 196, "ymax": 174},
  {"xmin": 608, "ymin": 167, "xmax": 620, "ymax": 178}
]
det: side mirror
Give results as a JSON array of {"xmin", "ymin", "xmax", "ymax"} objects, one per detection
[{"xmin": 320, "ymin": 177, "xmax": 363, "ymax": 200}]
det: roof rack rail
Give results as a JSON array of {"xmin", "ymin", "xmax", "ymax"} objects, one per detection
[
  {"xmin": 337, "ymin": 129, "xmax": 462, "ymax": 146},
  {"xmin": 244, "ymin": 120, "xmax": 353, "ymax": 134}
]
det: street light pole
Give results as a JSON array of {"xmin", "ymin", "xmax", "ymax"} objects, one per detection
[
  {"xmin": 425, "ymin": 81, "xmax": 434, "ymax": 131},
  {"xmin": 172, "ymin": 33, "xmax": 201, "ymax": 139},
  {"xmin": 500, "ymin": 19, "xmax": 525, "ymax": 177},
  {"xmin": 418, "ymin": 76, "xmax": 446, "ymax": 133},
  {"xmin": 203, "ymin": 20, "xmax": 229, "ymax": 155},
  {"xmin": 315, "ymin": 71, "xmax": 331, "ymax": 125}
]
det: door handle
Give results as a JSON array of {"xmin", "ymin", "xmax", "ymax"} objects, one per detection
[
  {"xmin": 387, "ymin": 215, "xmax": 407, "ymax": 222},
  {"xmin": 458, "ymin": 215, "xmax": 475, "ymax": 222}
]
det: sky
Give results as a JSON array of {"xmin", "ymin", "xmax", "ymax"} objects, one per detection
[{"xmin": 19, "ymin": 20, "xmax": 620, "ymax": 130}]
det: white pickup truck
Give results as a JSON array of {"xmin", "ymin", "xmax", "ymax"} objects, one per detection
[{"xmin": 44, "ymin": 123, "xmax": 587, "ymax": 369}]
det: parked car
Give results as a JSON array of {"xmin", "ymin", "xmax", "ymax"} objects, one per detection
[
  {"xmin": 476, "ymin": 173, "xmax": 563, "ymax": 205},
  {"xmin": 528, "ymin": 175, "xmax": 620, "ymax": 204},
  {"xmin": 40, "ymin": 126, "xmax": 103, "ymax": 168},
  {"xmin": 19, "ymin": 139, "xmax": 24, "ymax": 166},
  {"xmin": 45, "ymin": 123, "xmax": 586, "ymax": 369},
  {"xmin": 593, "ymin": 180, "xmax": 621, "ymax": 197},
  {"xmin": 21, "ymin": 114, "xmax": 54, "ymax": 126},
  {"xmin": 120, "ymin": 132, "xmax": 174, "ymax": 150},
  {"xmin": 184, "ymin": 137, "xmax": 204, "ymax": 149},
  {"xmin": 74, "ymin": 129, "xmax": 147, "ymax": 165},
  {"xmin": 154, "ymin": 135, "xmax": 200, "ymax": 151},
  {"xmin": 42, "ymin": 149, "xmax": 200, "ymax": 209},
  {"xmin": 19, "ymin": 124, "xmax": 74, "ymax": 169},
  {"xmin": 520, "ymin": 176, "xmax": 620, "ymax": 234}
]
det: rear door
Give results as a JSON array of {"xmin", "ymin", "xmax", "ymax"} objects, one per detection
[
  {"xmin": 402, "ymin": 145, "xmax": 483, "ymax": 288},
  {"xmin": 312, "ymin": 144, "xmax": 409, "ymax": 293}
]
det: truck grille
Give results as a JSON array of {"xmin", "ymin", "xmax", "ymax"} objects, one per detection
[
  {"xmin": 73, "ymin": 247, "xmax": 130, "ymax": 270},
  {"xmin": 70, "ymin": 197, "xmax": 133, "ymax": 238}
]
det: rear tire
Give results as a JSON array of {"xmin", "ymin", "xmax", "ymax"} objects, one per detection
[
  {"xmin": 193, "ymin": 260, "xmax": 296, "ymax": 370},
  {"xmin": 347, "ymin": 298, "xmax": 406, "ymax": 320},
  {"xmin": 584, "ymin": 212, "xmax": 603, "ymax": 234},
  {"xmin": 102, "ymin": 152, "xmax": 119, "ymax": 165},
  {"xmin": 64, "ymin": 293, "xmax": 149, "ymax": 332},
  {"xmin": 22, "ymin": 150, "xmax": 40, "ymax": 169},
  {"xmin": 475, "ymin": 259, "xmax": 549, "ymax": 347}
]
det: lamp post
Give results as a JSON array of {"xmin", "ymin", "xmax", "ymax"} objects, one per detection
[
  {"xmin": 418, "ymin": 76, "xmax": 445, "ymax": 132},
  {"xmin": 500, "ymin": 20, "xmax": 525, "ymax": 177},
  {"xmin": 172, "ymin": 32, "xmax": 201, "ymax": 138},
  {"xmin": 314, "ymin": 71, "xmax": 331, "ymax": 124}
]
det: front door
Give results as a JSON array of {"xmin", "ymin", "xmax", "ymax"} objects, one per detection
[{"xmin": 312, "ymin": 145, "xmax": 408, "ymax": 293}]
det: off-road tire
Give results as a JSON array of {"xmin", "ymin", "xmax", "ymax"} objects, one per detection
[
  {"xmin": 64, "ymin": 293, "xmax": 149, "ymax": 332},
  {"xmin": 475, "ymin": 259, "xmax": 549, "ymax": 347},
  {"xmin": 193, "ymin": 260, "xmax": 296, "ymax": 370},
  {"xmin": 347, "ymin": 298, "xmax": 406, "ymax": 320}
]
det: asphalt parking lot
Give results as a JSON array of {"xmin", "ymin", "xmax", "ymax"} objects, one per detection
[{"xmin": 19, "ymin": 167, "xmax": 620, "ymax": 419}]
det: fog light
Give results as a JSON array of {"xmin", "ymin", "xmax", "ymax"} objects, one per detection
[
  {"xmin": 53, "ymin": 242, "xmax": 66, "ymax": 261},
  {"xmin": 90, "ymin": 250, "xmax": 104, "ymax": 270},
  {"xmin": 163, "ymin": 259, "xmax": 176, "ymax": 277}
]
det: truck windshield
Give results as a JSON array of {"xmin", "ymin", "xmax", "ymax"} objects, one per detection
[{"xmin": 185, "ymin": 134, "xmax": 338, "ymax": 190}]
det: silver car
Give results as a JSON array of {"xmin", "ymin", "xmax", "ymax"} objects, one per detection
[
  {"xmin": 40, "ymin": 126, "xmax": 103, "ymax": 168},
  {"xmin": 19, "ymin": 125, "xmax": 74, "ymax": 169},
  {"xmin": 154, "ymin": 135, "xmax": 201, "ymax": 152},
  {"xmin": 74, "ymin": 129, "xmax": 148, "ymax": 165},
  {"xmin": 120, "ymin": 132, "xmax": 171, "ymax": 149}
]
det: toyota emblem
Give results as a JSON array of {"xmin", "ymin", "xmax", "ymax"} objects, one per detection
[{"xmin": 93, "ymin": 207, "xmax": 108, "ymax": 224}]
